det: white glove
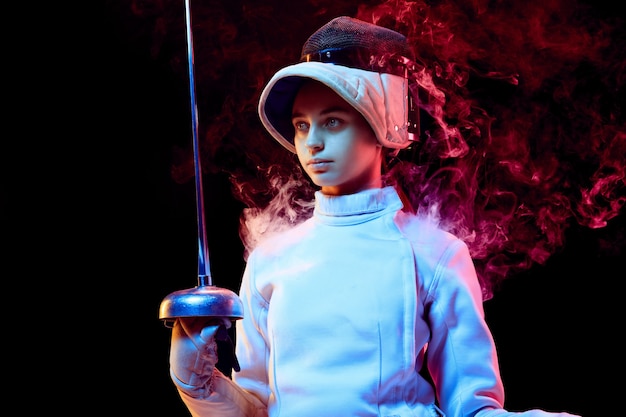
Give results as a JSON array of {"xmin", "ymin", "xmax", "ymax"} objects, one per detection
[
  {"xmin": 169, "ymin": 317, "xmax": 232, "ymax": 398},
  {"xmin": 480, "ymin": 408, "xmax": 581, "ymax": 417}
]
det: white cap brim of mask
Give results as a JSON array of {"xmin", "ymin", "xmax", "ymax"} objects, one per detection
[{"xmin": 258, "ymin": 61, "xmax": 411, "ymax": 153}]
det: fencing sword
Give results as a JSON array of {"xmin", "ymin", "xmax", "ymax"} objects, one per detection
[{"xmin": 159, "ymin": 0, "xmax": 243, "ymax": 326}]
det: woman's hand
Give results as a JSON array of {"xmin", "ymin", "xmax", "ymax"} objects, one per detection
[{"xmin": 169, "ymin": 317, "xmax": 231, "ymax": 398}]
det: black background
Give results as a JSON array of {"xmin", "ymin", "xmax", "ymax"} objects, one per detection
[{"xmin": 7, "ymin": 1, "xmax": 622, "ymax": 415}]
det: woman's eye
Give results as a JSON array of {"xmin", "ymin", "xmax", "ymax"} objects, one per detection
[
  {"xmin": 326, "ymin": 118, "xmax": 340, "ymax": 128},
  {"xmin": 294, "ymin": 121, "xmax": 308, "ymax": 131}
]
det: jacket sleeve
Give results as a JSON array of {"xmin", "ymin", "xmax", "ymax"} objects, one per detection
[
  {"xmin": 423, "ymin": 239, "xmax": 582, "ymax": 417},
  {"xmin": 423, "ymin": 238, "xmax": 506, "ymax": 416},
  {"xmin": 231, "ymin": 250, "xmax": 273, "ymax": 405}
]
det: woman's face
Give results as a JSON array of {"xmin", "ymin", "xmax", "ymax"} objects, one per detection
[{"xmin": 291, "ymin": 80, "xmax": 383, "ymax": 196}]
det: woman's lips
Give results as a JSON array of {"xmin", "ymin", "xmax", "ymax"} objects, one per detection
[{"xmin": 308, "ymin": 159, "xmax": 332, "ymax": 171}]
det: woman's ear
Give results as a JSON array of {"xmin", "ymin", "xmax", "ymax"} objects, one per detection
[{"xmin": 381, "ymin": 147, "xmax": 398, "ymax": 174}]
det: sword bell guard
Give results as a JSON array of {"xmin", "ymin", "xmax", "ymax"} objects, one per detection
[{"xmin": 159, "ymin": 284, "xmax": 244, "ymax": 325}]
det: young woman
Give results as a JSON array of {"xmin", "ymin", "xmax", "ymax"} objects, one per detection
[{"xmin": 168, "ymin": 16, "xmax": 581, "ymax": 417}]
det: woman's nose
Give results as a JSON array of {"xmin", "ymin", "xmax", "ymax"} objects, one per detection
[{"xmin": 305, "ymin": 126, "xmax": 324, "ymax": 151}]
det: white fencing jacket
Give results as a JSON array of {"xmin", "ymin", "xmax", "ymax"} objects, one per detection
[{"xmin": 179, "ymin": 186, "xmax": 534, "ymax": 417}]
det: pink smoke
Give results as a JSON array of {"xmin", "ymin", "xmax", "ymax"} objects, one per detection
[{"xmin": 118, "ymin": 0, "xmax": 625, "ymax": 300}]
